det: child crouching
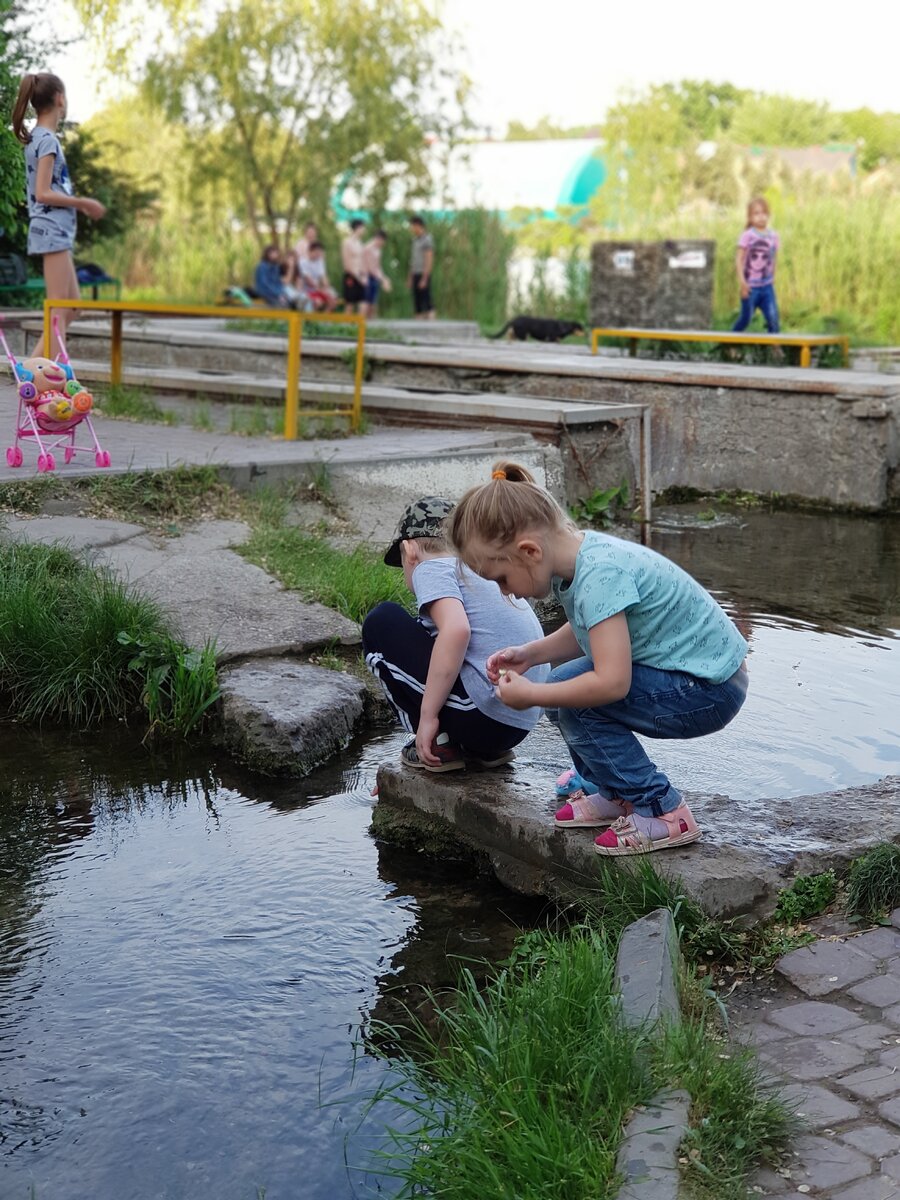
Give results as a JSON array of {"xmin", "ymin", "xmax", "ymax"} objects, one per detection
[{"xmin": 362, "ymin": 496, "xmax": 549, "ymax": 772}]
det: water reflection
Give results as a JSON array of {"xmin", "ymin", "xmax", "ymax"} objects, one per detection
[{"xmin": 0, "ymin": 727, "xmax": 541, "ymax": 1200}]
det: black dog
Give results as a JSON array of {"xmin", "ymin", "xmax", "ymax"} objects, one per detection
[{"xmin": 489, "ymin": 316, "xmax": 585, "ymax": 343}]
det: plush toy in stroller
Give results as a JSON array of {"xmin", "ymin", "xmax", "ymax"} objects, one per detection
[{"xmin": 1, "ymin": 316, "xmax": 111, "ymax": 471}]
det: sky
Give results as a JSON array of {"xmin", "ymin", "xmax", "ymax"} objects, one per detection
[{"xmin": 52, "ymin": 0, "xmax": 899, "ymax": 130}]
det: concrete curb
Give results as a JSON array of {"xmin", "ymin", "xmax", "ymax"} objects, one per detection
[{"xmin": 614, "ymin": 909, "xmax": 690, "ymax": 1200}]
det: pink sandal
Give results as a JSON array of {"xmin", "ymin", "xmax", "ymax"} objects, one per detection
[
  {"xmin": 555, "ymin": 792, "xmax": 629, "ymax": 828},
  {"xmin": 593, "ymin": 803, "xmax": 702, "ymax": 856}
]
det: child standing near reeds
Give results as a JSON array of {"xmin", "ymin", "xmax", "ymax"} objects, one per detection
[
  {"xmin": 447, "ymin": 463, "xmax": 749, "ymax": 856},
  {"xmin": 12, "ymin": 73, "xmax": 106, "ymax": 357},
  {"xmin": 732, "ymin": 197, "xmax": 780, "ymax": 334}
]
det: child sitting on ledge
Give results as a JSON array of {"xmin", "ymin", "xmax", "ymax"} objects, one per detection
[{"xmin": 362, "ymin": 495, "xmax": 549, "ymax": 772}]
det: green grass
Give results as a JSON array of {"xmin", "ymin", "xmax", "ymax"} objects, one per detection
[
  {"xmin": 94, "ymin": 383, "xmax": 179, "ymax": 425},
  {"xmin": 239, "ymin": 527, "xmax": 411, "ymax": 624},
  {"xmin": 846, "ymin": 843, "xmax": 900, "ymax": 921},
  {"xmin": 0, "ymin": 541, "xmax": 219, "ymax": 734},
  {"xmin": 365, "ymin": 923, "xmax": 793, "ymax": 1199}
]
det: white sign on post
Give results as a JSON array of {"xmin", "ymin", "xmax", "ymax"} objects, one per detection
[
  {"xmin": 612, "ymin": 250, "xmax": 635, "ymax": 272},
  {"xmin": 668, "ymin": 250, "xmax": 707, "ymax": 270}
]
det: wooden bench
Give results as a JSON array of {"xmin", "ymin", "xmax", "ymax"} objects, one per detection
[{"xmin": 590, "ymin": 326, "xmax": 850, "ymax": 368}]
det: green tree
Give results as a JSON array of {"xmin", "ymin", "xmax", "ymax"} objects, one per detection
[
  {"xmin": 0, "ymin": 0, "xmax": 33, "ymax": 247},
  {"xmin": 841, "ymin": 108, "xmax": 900, "ymax": 171},
  {"xmin": 728, "ymin": 93, "xmax": 845, "ymax": 147},
  {"xmin": 62, "ymin": 123, "xmax": 157, "ymax": 248},
  {"xmin": 142, "ymin": 0, "xmax": 469, "ymax": 248}
]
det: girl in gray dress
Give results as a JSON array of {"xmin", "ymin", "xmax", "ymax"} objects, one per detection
[{"xmin": 12, "ymin": 73, "xmax": 106, "ymax": 356}]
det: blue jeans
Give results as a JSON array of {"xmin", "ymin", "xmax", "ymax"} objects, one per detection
[
  {"xmin": 545, "ymin": 659, "xmax": 748, "ymax": 816},
  {"xmin": 732, "ymin": 284, "xmax": 779, "ymax": 333}
]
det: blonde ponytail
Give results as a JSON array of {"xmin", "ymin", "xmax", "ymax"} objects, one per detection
[{"xmin": 447, "ymin": 459, "xmax": 573, "ymax": 570}]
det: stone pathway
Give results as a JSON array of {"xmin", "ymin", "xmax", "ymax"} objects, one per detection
[{"xmin": 737, "ymin": 917, "xmax": 900, "ymax": 1197}]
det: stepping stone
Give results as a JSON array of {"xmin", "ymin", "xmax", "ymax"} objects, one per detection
[
  {"xmin": 770, "ymin": 1001, "xmax": 865, "ymax": 1037},
  {"xmin": 792, "ymin": 1134, "xmax": 873, "ymax": 1189},
  {"xmin": 776, "ymin": 940, "xmax": 878, "ymax": 997},
  {"xmin": 761, "ymin": 1036, "xmax": 866, "ymax": 1082}
]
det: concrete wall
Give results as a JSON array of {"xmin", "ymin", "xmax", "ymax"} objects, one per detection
[{"xmin": 590, "ymin": 239, "xmax": 715, "ymax": 330}]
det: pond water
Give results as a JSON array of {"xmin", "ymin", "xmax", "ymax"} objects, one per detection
[{"xmin": 1, "ymin": 507, "xmax": 898, "ymax": 1199}]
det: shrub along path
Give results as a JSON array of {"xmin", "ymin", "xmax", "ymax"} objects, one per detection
[{"xmin": 736, "ymin": 918, "xmax": 900, "ymax": 1197}]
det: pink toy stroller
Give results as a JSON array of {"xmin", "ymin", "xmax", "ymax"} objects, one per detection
[{"xmin": 1, "ymin": 316, "xmax": 111, "ymax": 472}]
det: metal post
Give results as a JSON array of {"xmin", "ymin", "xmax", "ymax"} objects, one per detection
[
  {"xmin": 42, "ymin": 299, "xmax": 52, "ymax": 359},
  {"xmin": 110, "ymin": 310, "xmax": 123, "ymax": 385},
  {"xmin": 352, "ymin": 316, "xmax": 366, "ymax": 431},
  {"xmin": 842, "ymin": 337, "xmax": 850, "ymax": 368},
  {"xmin": 640, "ymin": 405, "xmax": 652, "ymax": 526},
  {"xmin": 284, "ymin": 312, "xmax": 301, "ymax": 440},
  {"xmin": 799, "ymin": 344, "xmax": 811, "ymax": 369}
]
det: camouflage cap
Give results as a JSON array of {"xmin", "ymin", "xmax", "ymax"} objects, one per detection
[{"xmin": 383, "ymin": 496, "xmax": 455, "ymax": 566}]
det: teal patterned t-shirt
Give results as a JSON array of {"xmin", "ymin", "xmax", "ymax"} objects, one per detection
[{"xmin": 552, "ymin": 531, "xmax": 747, "ymax": 683}]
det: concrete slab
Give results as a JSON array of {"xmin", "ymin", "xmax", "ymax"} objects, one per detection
[
  {"xmin": 373, "ymin": 745, "xmax": 900, "ymax": 920},
  {"xmin": 615, "ymin": 908, "xmax": 680, "ymax": 1029},
  {"xmin": 217, "ymin": 659, "xmax": 367, "ymax": 777},
  {"xmin": 614, "ymin": 1089, "xmax": 691, "ymax": 1200}
]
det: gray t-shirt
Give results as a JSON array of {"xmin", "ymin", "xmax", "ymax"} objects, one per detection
[
  {"xmin": 412, "ymin": 556, "xmax": 549, "ymax": 730},
  {"xmin": 410, "ymin": 232, "xmax": 434, "ymax": 275},
  {"xmin": 25, "ymin": 126, "xmax": 77, "ymax": 253}
]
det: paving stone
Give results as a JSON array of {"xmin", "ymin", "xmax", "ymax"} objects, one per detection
[
  {"xmin": 831, "ymin": 1178, "xmax": 900, "ymax": 1199},
  {"xmin": 838, "ymin": 1065, "xmax": 900, "ymax": 1101},
  {"xmin": 783, "ymin": 1083, "xmax": 861, "ymax": 1130},
  {"xmin": 738, "ymin": 1021, "xmax": 790, "ymax": 1047},
  {"xmin": 849, "ymin": 975, "xmax": 900, "ymax": 1008},
  {"xmin": 748, "ymin": 1164, "xmax": 793, "ymax": 1192},
  {"xmin": 884, "ymin": 1155, "xmax": 900, "ymax": 1182},
  {"xmin": 792, "ymin": 1134, "xmax": 873, "ymax": 1188},
  {"xmin": 776, "ymin": 941, "xmax": 879, "ymax": 997},
  {"xmin": 882, "ymin": 1048, "xmax": 900, "ymax": 1069},
  {"xmin": 851, "ymin": 927, "xmax": 900, "ymax": 960},
  {"xmin": 761, "ymin": 1037, "xmax": 866, "ymax": 1082},
  {"xmin": 840, "ymin": 1124, "xmax": 900, "ymax": 1159},
  {"xmin": 771, "ymin": 1001, "xmax": 866, "ymax": 1037},
  {"xmin": 891, "ymin": 909, "xmax": 900, "ymax": 931},
  {"xmin": 836, "ymin": 1022, "xmax": 899, "ymax": 1052},
  {"xmin": 878, "ymin": 1096, "xmax": 900, "ymax": 1129}
]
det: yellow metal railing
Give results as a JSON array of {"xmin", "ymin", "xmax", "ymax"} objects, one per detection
[
  {"xmin": 43, "ymin": 300, "xmax": 367, "ymax": 437},
  {"xmin": 590, "ymin": 326, "xmax": 850, "ymax": 368}
]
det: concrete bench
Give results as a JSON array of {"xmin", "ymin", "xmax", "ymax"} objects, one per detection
[{"xmin": 591, "ymin": 325, "xmax": 850, "ymax": 368}]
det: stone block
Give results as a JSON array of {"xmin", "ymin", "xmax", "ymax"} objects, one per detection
[
  {"xmin": 851, "ymin": 927, "xmax": 900, "ymax": 960},
  {"xmin": 218, "ymin": 659, "xmax": 366, "ymax": 777},
  {"xmin": 792, "ymin": 1134, "xmax": 873, "ymax": 1189},
  {"xmin": 880, "ymin": 1097, "xmax": 900, "ymax": 1130},
  {"xmin": 840, "ymin": 1124, "xmax": 900, "ymax": 1160},
  {"xmin": 615, "ymin": 907, "xmax": 681, "ymax": 1029},
  {"xmin": 883, "ymin": 1154, "xmax": 900, "ymax": 1182},
  {"xmin": 783, "ymin": 1083, "xmax": 860, "ymax": 1129},
  {"xmin": 849, "ymin": 975, "xmax": 900, "ymax": 1009},
  {"xmin": 838, "ymin": 1065, "xmax": 900, "ymax": 1101},
  {"xmin": 836, "ymin": 1022, "xmax": 898, "ymax": 1051},
  {"xmin": 776, "ymin": 941, "xmax": 878, "ymax": 997},
  {"xmin": 737, "ymin": 1021, "xmax": 789, "ymax": 1047},
  {"xmin": 770, "ymin": 1001, "xmax": 865, "ymax": 1037},
  {"xmin": 589, "ymin": 239, "xmax": 715, "ymax": 330},
  {"xmin": 831, "ymin": 1179, "xmax": 900, "ymax": 1199},
  {"xmin": 614, "ymin": 1089, "xmax": 691, "ymax": 1200},
  {"xmin": 760, "ymin": 1037, "xmax": 866, "ymax": 1082}
]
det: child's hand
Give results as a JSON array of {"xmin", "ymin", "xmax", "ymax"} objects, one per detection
[
  {"xmin": 415, "ymin": 713, "xmax": 442, "ymax": 767},
  {"xmin": 495, "ymin": 669, "xmax": 535, "ymax": 710},
  {"xmin": 486, "ymin": 645, "xmax": 531, "ymax": 684},
  {"xmin": 79, "ymin": 197, "xmax": 106, "ymax": 221},
  {"xmin": 740, "ymin": 282, "xmax": 750, "ymax": 299}
]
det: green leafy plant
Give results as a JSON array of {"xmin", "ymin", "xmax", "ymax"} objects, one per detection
[
  {"xmin": 118, "ymin": 631, "xmax": 221, "ymax": 737},
  {"xmin": 846, "ymin": 844, "xmax": 900, "ymax": 921},
  {"xmin": 570, "ymin": 481, "xmax": 630, "ymax": 527},
  {"xmin": 773, "ymin": 871, "xmax": 837, "ymax": 924}
]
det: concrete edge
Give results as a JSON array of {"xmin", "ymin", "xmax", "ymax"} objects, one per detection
[{"xmin": 613, "ymin": 909, "xmax": 690, "ymax": 1200}]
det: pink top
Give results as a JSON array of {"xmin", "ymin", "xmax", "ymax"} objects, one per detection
[{"xmin": 738, "ymin": 227, "xmax": 779, "ymax": 288}]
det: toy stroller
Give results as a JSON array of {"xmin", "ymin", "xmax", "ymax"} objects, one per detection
[{"xmin": 1, "ymin": 315, "xmax": 111, "ymax": 472}]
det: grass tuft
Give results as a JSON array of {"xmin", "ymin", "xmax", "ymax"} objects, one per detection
[
  {"xmin": 846, "ymin": 843, "xmax": 900, "ymax": 921},
  {"xmin": 0, "ymin": 541, "xmax": 219, "ymax": 735},
  {"xmin": 364, "ymin": 923, "xmax": 793, "ymax": 1199},
  {"xmin": 239, "ymin": 527, "xmax": 411, "ymax": 624},
  {"xmin": 94, "ymin": 383, "xmax": 178, "ymax": 425}
]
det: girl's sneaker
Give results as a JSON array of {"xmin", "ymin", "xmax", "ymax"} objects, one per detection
[
  {"xmin": 400, "ymin": 732, "xmax": 465, "ymax": 773},
  {"xmin": 555, "ymin": 768, "xmax": 593, "ymax": 797},
  {"xmin": 593, "ymin": 803, "xmax": 702, "ymax": 856},
  {"xmin": 555, "ymin": 792, "xmax": 629, "ymax": 828}
]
